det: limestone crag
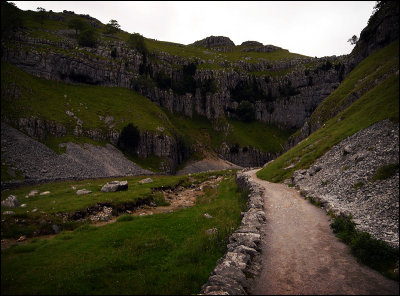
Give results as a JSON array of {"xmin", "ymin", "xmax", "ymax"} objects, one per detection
[
  {"xmin": 291, "ymin": 120, "xmax": 399, "ymax": 248},
  {"xmin": 191, "ymin": 35, "xmax": 236, "ymax": 48},
  {"xmin": 218, "ymin": 143, "xmax": 279, "ymax": 168},
  {"xmin": 2, "ymin": 31, "xmax": 348, "ymax": 130},
  {"xmin": 200, "ymin": 169, "xmax": 266, "ymax": 295}
]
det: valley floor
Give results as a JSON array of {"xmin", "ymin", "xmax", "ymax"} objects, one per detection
[{"xmin": 245, "ymin": 169, "xmax": 399, "ymax": 295}]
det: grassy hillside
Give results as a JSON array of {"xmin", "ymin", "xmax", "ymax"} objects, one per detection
[
  {"xmin": 257, "ymin": 40, "xmax": 399, "ymax": 182},
  {"xmin": 1, "ymin": 62, "xmax": 174, "ymax": 135},
  {"xmin": 1, "ymin": 171, "xmax": 246, "ymax": 295}
]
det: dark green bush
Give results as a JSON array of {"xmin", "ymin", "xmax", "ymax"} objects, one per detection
[
  {"xmin": 372, "ymin": 163, "xmax": 399, "ymax": 181},
  {"xmin": 78, "ymin": 28, "xmax": 98, "ymax": 47},
  {"xmin": 117, "ymin": 123, "xmax": 140, "ymax": 154},
  {"xmin": 236, "ymin": 100, "xmax": 255, "ymax": 122},
  {"xmin": 350, "ymin": 232, "xmax": 399, "ymax": 271}
]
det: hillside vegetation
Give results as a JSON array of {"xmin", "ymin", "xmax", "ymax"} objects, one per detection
[{"xmin": 257, "ymin": 40, "xmax": 399, "ymax": 182}]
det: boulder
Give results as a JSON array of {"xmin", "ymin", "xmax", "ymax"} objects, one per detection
[
  {"xmin": 101, "ymin": 180, "xmax": 128, "ymax": 192},
  {"xmin": 138, "ymin": 178, "xmax": 153, "ymax": 184},
  {"xmin": 1, "ymin": 195, "xmax": 19, "ymax": 208}
]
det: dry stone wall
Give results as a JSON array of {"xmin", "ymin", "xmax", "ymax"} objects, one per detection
[{"xmin": 200, "ymin": 169, "xmax": 266, "ymax": 295}]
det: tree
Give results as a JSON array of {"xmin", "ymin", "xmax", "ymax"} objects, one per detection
[
  {"xmin": 36, "ymin": 7, "xmax": 48, "ymax": 27},
  {"xmin": 78, "ymin": 28, "xmax": 98, "ymax": 47},
  {"xmin": 347, "ymin": 35, "xmax": 358, "ymax": 45},
  {"xmin": 104, "ymin": 19, "xmax": 120, "ymax": 34},
  {"xmin": 127, "ymin": 32, "xmax": 148, "ymax": 56},
  {"xmin": 68, "ymin": 18, "xmax": 87, "ymax": 37},
  {"xmin": 236, "ymin": 100, "xmax": 255, "ymax": 122},
  {"xmin": 117, "ymin": 123, "xmax": 140, "ymax": 154}
]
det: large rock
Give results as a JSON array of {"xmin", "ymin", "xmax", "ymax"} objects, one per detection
[
  {"xmin": 101, "ymin": 180, "xmax": 128, "ymax": 192},
  {"xmin": 191, "ymin": 35, "xmax": 235, "ymax": 48},
  {"xmin": 1, "ymin": 195, "xmax": 19, "ymax": 208}
]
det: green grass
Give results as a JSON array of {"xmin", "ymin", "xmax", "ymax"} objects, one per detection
[
  {"xmin": 1, "ymin": 62, "xmax": 174, "ymax": 135},
  {"xmin": 330, "ymin": 215, "xmax": 399, "ymax": 281},
  {"xmin": 309, "ymin": 40, "xmax": 399, "ymax": 129},
  {"xmin": 371, "ymin": 163, "xmax": 399, "ymax": 181},
  {"xmin": 257, "ymin": 41, "xmax": 399, "ymax": 183},
  {"xmin": 1, "ymin": 174, "xmax": 247, "ymax": 295}
]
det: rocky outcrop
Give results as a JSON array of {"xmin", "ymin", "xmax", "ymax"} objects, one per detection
[
  {"xmin": 291, "ymin": 120, "xmax": 399, "ymax": 248},
  {"xmin": 191, "ymin": 35, "xmax": 235, "ymax": 48},
  {"xmin": 218, "ymin": 143, "xmax": 279, "ymax": 167},
  {"xmin": 351, "ymin": 1, "xmax": 399, "ymax": 66},
  {"xmin": 200, "ymin": 169, "xmax": 266, "ymax": 295}
]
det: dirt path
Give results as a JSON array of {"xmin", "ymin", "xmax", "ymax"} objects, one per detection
[{"xmin": 245, "ymin": 169, "xmax": 399, "ymax": 295}]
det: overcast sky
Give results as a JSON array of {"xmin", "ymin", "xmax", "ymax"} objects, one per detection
[{"xmin": 12, "ymin": 1, "xmax": 376, "ymax": 57}]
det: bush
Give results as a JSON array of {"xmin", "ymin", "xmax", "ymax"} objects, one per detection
[
  {"xmin": 330, "ymin": 215, "xmax": 399, "ymax": 280},
  {"xmin": 128, "ymin": 33, "xmax": 148, "ymax": 57},
  {"xmin": 117, "ymin": 123, "xmax": 140, "ymax": 154},
  {"xmin": 78, "ymin": 28, "xmax": 98, "ymax": 47},
  {"xmin": 236, "ymin": 100, "xmax": 255, "ymax": 122},
  {"xmin": 68, "ymin": 18, "xmax": 88, "ymax": 36},
  {"xmin": 372, "ymin": 163, "xmax": 399, "ymax": 181}
]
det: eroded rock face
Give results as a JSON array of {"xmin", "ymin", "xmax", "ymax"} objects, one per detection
[{"xmin": 291, "ymin": 120, "xmax": 399, "ymax": 248}]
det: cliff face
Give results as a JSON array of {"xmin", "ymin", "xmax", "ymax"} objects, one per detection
[
  {"xmin": 1, "ymin": 3, "xmax": 394, "ymax": 171},
  {"xmin": 286, "ymin": 1, "xmax": 400, "ymax": 149},
  {"xmin": 2, "ymin": 32, "xmax": 348, "ymax": 130}
]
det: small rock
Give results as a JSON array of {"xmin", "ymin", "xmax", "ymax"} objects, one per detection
[
  {"xmin": 1, "ymin": 195, "xmax": 19, "ymax": 208},
  {"xmin": 28, "ymin": 190, "xmax": 38, "ymax": 197},
  {"xmin": 32, "ymin": 208, "xmax": 38, "ymax": 213},
  {"xmin": 40, "ymin": 191, "xmax": 51, "ymax": 196},
  {"xmin": 52, "ymin": 224, "xmax": 60, "ymax": 234},
  {"xmin": 3, "ymin": 211, "xmax": 15, "ymax": 215},
  {"xmin": 204, "ymin": 213, "xmax": 213, "ymax": 219},
  {"xmin": 76, "ymin": 189, "xmax": 92, "ymax": 195},
  {"xmin": 20, "ymin": 204, "xmax": 27, "ymax": 208},
  {"xmin": 205, "ymin": 227, "xmax": 218, "ymax": 235},
  {"xmin": 17, "ymin": 235, "xmax": 26, "ymax": 242},
  {"xmin": 138, "ymin": 178, "xmax": 153, "ymax": 184},
  {"xmin": 66, "ymin": 110, "xmax": 74, "ymax": 117}
]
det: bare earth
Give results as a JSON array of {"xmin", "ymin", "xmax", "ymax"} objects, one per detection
[{"xmin": 245, "ymin": 169, "xmax": 399, "ymax": 295}]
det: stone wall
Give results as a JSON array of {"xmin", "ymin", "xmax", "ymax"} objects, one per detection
[{"xmin": 200, "ymin": 169, "xmax": 266, "ymax": 295}]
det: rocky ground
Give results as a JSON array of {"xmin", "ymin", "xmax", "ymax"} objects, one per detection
[
  {"xmin": 291, "ymin": 119, "xmax": 399, "ymax": 248},
  {"xmin": 1, "ymin": 122, "xmax": 152, "ymax": 187}
]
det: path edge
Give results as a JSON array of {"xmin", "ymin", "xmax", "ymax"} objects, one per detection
[{"xmin": 200, "ymin": 168, "xmax": 266, "ymax": 295}]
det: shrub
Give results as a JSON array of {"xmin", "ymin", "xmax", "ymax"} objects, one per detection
[
  {"xmin": 127, "ymin": 33, "xmax": 148, "ymax": 57},
  {"xmin": 372, "ymin": 163, "xmax": 399, "ymax": 181},
  {"xmin": 68, "ymin": 18, "xmax": 88, "ymax": 37},
  {"xmin": 350, "ymin": 232, "xmax": 399, "ymax": 271},
  {"xmin": 229, "ymin": 143, "xmax": 240, "ymax": 154},
  {"xmin": 78, "ymin": 28, "xmax": 98, "ymax": 47},
  {"xmin": 330, "ymin": 215, "xmax": 356, "ymax": 244},
  {"xmin": 236, "ymin": 100, "xmax": 255, "ymax": 122},
  {"xmin": 117, "ymin": 123, "xmax": 140, "ymax": 154}
]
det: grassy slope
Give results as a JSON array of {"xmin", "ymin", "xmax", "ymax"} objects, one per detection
[
  {"xmin": 1, "ymin": 62, "xmax": 174, "ymax": 134},
  {"xmin": 1, "ymin": 173, "xmax": 246, "ymax": 295},
  {"xmin": 257, "ymin": 40, "xmax": 399, "ymax": 182}
]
